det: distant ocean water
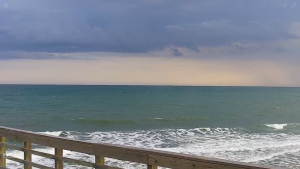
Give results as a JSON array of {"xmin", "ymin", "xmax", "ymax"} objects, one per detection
[{"xmin": 1, "ymin": 85, "xmax": 300, "ymax": 168}]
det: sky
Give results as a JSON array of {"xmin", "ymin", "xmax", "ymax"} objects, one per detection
[{"xmin": 0, "ymin": 0, "xmax": 300, "ymax": 86}]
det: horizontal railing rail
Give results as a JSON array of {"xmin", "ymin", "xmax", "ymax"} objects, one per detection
[{"xmin": 0, "ymin": 126, "xmax": 284, "ymax": 169}]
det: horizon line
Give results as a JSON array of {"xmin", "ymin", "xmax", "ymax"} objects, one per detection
[{"xmin": 0, "ymin": 84, "xmax": 299, "ymax": 88}]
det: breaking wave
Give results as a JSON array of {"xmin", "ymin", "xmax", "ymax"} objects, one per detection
[
  {"xmin": 265, "ymin": 124, "xmax": 288, "ymax": 130},
  {"xmin": 6, "ymin": 127, "xmax": 300, "ymax": 168}
]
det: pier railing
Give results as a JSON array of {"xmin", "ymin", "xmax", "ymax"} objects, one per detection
[{"xmin": 0, "ymin": 126, "xmax": 282, "ymax": 169}]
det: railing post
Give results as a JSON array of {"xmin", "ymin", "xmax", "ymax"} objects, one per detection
[
  {"xmin": 147, "ymin": 165, "xmax": 157, "ymax": 169},
  {"xmin": 24, "ymin": 142, "xmax": 32, "ymax": 169},
  {"xmin": 0, "ymin": 137, "xmax": 5, "ymax": 167},
  {"xmin": 95, "ymin": 155, "xmax": 104, "ymax": 165},
  {"xmin": 55, "ymin": 148, "xmax": 63, "ymax": 169}
]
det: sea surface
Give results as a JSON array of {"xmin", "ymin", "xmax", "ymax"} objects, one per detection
[{"xmin": 1, "ymin": 85, "xmax": 300, "ymax": 168}]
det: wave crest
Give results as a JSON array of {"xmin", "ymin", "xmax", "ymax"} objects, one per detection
[
  {"xmin": 265, "ymin": 124, "xmax": 287, "ymax": 130},
  {"xmin": 6, "ymin": 127, "xmax": 300, "ymax": 169}
]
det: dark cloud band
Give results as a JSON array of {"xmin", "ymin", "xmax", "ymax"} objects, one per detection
[{"xmin": 0, "ymin": 0, "xmax": 299, "ymax": 59}]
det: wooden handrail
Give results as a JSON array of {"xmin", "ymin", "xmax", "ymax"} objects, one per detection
[
  {"xmin": 1, "ymin": 143, "xmax": 111, "ymax": 168},
  {"xmin": 0, "ymin": 137, "xmax": 5, "ymax": 168},
  {"xmin": 24, "ymin": 142, "xmax": 31, "ymax": 169},
  {"xmin": 0, "ymin": 126, "xmax": 284, "ymax": 169}
]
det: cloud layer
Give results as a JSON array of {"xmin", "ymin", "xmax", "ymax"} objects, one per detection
[
  {"xmin": 0, "ymin": 0, "xmax": 299, "ymax": 58},
  {"xmin": 1, "ymin": 0, "xmax": 300, "ymax": 86}
]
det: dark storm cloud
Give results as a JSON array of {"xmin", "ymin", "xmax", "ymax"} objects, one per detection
[{"xmin": 0, "ymin": 0, "xmax": 299, "ymax": 59}]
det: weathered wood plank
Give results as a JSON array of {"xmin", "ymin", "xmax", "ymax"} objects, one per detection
[
  {"xmin": 0, "ymin": 126, "xmax": 284, "ymax": 169},
  {"xmin": 55, "ymin": 148, "xmax": 63, "ymax": 169},
  {"xmin": 24, "ymin": 142, "xmax": 32, "ymax": 169},
  {"xmin": 0, "ymin": 137, "xmax": 5, "ymax": 167},
  {"xmin": 96, "ymin": 155, "xmax": 105, "ymax": 165},
  {"xmin": 147, "ymin": 165, "xmax": 157, "ymax": 169},
  {"xmin": 148, "ymin": 153, "xmax": 277, "ymax": 169},
  {"xmin": 2, "ymin": 143, "xmax": 121, "ymax": 169},
  {"xmin": 0, "ymin": 127, "xmax": 148, "ymax": 164},
  {"xmin": 5, "ymin": 156, "xmax": 53, "ymax": 169}
]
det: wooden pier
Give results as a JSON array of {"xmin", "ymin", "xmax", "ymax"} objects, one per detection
[{"xmin": 0, "ymin": 126, "xmax": 284, "ymax": 169}]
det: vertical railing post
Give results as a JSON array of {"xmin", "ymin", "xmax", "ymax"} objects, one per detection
[
  {"xmin": 147, "ymin": 165, "xmax": 158, "ymax": 169},
  {"xmin": 24, "ymin": 142, "xmax": 32, "ymax": 169},
  {"xmin": 55, "ymin": 148, "xmax": 63, "ymax": 169},
  {"xmin": 95, "ymin": 155, "xmax": 104, "ymax": 166},
  {"xmin": 0, "ymin": 137, "xmax": 6, "ymax": 167}
]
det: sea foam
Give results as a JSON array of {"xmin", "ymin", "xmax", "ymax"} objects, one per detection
[
  {"xmin": 37, "ymin": 131, "xmax": 63, "ymax": 137},
  {"xmin": 265, "ymin": 124, "xmax": 288, "ymax": 130},
  {"xmin": 6, "ymin": 127, "xmax": 300, "ymax": 169}
]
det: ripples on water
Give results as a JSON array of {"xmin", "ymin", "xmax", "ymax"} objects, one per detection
[{"xmin": 2, "ymin": 85, "xmax": 300, "ymax": 168}]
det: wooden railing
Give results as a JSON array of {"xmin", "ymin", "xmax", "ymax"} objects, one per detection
[{"xmin": 0, "ymin": 126, "xmax": 284, "ymax": 169}]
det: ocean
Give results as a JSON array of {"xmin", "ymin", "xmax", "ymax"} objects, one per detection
[{"xmin": 1, "ymin": 85, "xmax": 300, "ymax": 168}]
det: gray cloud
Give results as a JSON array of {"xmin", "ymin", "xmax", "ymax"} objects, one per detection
[
  {"xmin": 171, "ymin": 48, "xmax": 183, "ymax": 57},
  {"xmin": 0, "ymin": 51, "xmax": 73, "ymax": 60},
  {"xmin": 0, "ymin": 0, "xmax": 299, "ymax": 59}
]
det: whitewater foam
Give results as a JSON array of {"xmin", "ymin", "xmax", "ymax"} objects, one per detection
[
  {"xmin": 6, "ymin": 127, "xmax": 300, "ymax": 169},
  {"xmin": 37, "ymin": 131, "xmax": 63, "ymax": 137},
  {"xmin": 265, "ymin": 124, "xmax": 288, "ymax": 130}
]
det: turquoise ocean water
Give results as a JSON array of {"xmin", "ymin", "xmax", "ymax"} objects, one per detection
[{"xmin": 1, "ymin": 85, "xmax": 300, "ymax": 168}]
